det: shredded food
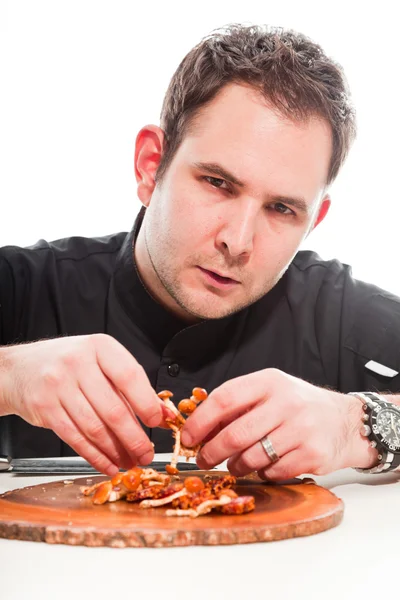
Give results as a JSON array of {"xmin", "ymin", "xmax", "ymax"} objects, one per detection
[
  {"xmin": 80, "ymin": 387, "xmax": 255, "ymax": 517},
  {"xmin": 81, "ymin": 470, "xmax": 255, "ymax": 518}
]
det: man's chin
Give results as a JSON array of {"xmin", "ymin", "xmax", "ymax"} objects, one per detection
[
  {"xmin": 167, "ymin": 282, "xmax": 256, "ymax": 321},
  {"xmin": 181, "ymin": 299, "xmax": 247, "ymax": 321}
]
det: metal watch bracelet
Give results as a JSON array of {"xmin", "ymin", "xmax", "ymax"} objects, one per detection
[{"xmin": 349, "ymin": 392, "xmax": 400, "ymax": 474}]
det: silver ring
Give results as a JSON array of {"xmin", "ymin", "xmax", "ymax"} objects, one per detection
[{"xmin": 260, "ymin": 435, "xmax": 280, "ymax": 463}]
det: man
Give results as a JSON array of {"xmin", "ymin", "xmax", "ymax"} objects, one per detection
[{"xmin": 1, "ymin": 24, "xmax": 400, "ymax": 481}]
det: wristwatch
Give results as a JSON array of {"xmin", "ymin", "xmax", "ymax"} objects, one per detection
[{"xmin": 349, "ymin": 391, "xmax": 400, "ymax": 473}]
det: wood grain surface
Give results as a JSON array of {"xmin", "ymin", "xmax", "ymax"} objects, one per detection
[{"xmin": 0, "ymin": 471, "xmax": 344, "ymax": 547}]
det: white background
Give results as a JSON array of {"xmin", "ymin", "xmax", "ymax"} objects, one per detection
[{"xmin": 1, "ymin": 0, "xmax": 399, "ymax": 294}]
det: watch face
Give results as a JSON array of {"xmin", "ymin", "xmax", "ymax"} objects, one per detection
[{"xmin": 371, "ymin": 407, "xmax": 400, "ymax": 452}]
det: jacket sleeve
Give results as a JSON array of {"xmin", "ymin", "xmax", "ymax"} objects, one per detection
[{"xmin": 338, "ymin": 270, "xmax": 400, "ymax": 394}]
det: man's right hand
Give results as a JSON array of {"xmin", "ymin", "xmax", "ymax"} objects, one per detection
[{"xmin": 0, "ymin": 334, "xmax": 164, "ymax": 475}]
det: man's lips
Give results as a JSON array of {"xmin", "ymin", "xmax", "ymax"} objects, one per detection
[{"xmin": 198, "ymin": 267, "xmax": 240, "ymax": 285}]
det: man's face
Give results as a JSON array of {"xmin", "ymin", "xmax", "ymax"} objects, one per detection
[{"xmin": 137, "ymin": 84, "xmax": 332, "ymax": 321}]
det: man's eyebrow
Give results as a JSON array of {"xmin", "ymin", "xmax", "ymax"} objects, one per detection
[
  {"xmin": 193, "ymin": 161, "xmax": 309, "ymax": 214},
  {"xmin": 270, "ymin": 195, "xmax": 309, "ymax": 214},
  {"xmin": 193, "ymin": 162, "xmax": 245, "ymax": 187}
]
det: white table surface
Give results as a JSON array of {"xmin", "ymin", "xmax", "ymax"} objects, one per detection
[{"xmin": 1, "ymin": 454, "xmax": 399, "ymax": 600}]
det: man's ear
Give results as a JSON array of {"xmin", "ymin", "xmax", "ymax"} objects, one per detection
[
  {"xmin": 309, "ymin": 193, "xmax": 331, "ymax": 234},
  {"xmin": 134, "ymin": 125, "xmax": 164, "ymax": 207}
]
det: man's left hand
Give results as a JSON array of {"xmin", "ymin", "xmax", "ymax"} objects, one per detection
[{"xmin": 180, "ymin": 369, "xmax": 378, "ymax": 480}]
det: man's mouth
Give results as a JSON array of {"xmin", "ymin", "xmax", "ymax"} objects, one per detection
[{"xmin": 198, "ymin": 267, "xmax": 240, "ymax": 288}]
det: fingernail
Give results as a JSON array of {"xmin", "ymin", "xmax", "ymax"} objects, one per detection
[
  {"xmin": 106, "ymin": 464, "xmax": 119, "ymax": 477},
  {"xmin": 138, "ymin": 450, "xmax": 153, "ymax": 465}
]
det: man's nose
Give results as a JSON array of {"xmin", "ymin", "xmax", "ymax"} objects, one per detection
[{"xmin": 216, "ymin": 200, "xmax": 258, "ymax": 257}]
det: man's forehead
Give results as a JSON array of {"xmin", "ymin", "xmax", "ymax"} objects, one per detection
[
  {"xmin": 186, "ymin": 83, "xmax": 321, "ymax": 133},
  {"xmin": 179, "ymin": 87, "xmax": 332, "ymax": 197},
  {"xmin": 185, "ymin": 85, "xmax": 331, "ymax": 155}
]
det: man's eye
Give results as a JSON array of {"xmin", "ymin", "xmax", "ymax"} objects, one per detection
[
  {"xmin": 204, "ymin": 176, "xmax": 229, "ymax": 190},
  {"xmin": 270, "ymin": 202, "xmax": 294, "ymax": 216}
]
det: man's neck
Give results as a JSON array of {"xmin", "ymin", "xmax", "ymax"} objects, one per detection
[{"xmin": 134, "ymin": 221, "xmax": 199, "ymax": 324}]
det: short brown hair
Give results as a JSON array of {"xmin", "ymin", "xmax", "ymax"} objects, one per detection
[{"xmin": 157, "ymin": 24, "xmax": 356, "ymax": 186}]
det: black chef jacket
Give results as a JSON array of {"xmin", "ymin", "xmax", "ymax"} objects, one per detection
[{"xmin": 1, "ymin": 208, "xmax": 400, "ymax": 458}]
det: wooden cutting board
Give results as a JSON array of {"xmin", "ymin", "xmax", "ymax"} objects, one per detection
[{"xmin": 0, "ymin": 471, "xmax": 343, "ymax": 548}]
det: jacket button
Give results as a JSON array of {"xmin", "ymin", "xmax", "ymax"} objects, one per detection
[{"xmin": 168, "ymin": 363, "xmax": 180, "ymax": 377}]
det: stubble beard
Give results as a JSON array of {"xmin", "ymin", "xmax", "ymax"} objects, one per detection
[{"xmin": 144, "ymin": 224, "xmax": 284, "ymax": 320}]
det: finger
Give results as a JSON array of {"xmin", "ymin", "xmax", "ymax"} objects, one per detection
[
  {"xmin": 257, "ymin": 449, "xmax": 306, "ymax": 482},
  {"xmin": 79, "ymin": 367, "xmax": 155, "ymax": 465},
  {"xmin": 107, "ymin": 378, "xmax": 156, "ymax": 466},
  {"xmin": 202, "ymin": 424, "xmax": 224, "ymax": 444},
  {"xmin": 184, "ymin": 414, "xmax": 238, "ymax": 448},
  {"xmin": 59, "ymin": 385, "xmax": 133, "ymax": 469},
  {"xmin": 227, "ymin": 427, "xmax": 298, "ymax": 477},
  {"xmin": 159, "ymin": 403, "xmax": 182, "ymax": 429},
  {"xmin": 95, "ymin": 337, "xmax": 163, "ymax": 428},
  {"xmin": 48, "ymin": 406, "xmax": 119, "ymax": 476},
  {"xmin": 181, "ymin": 372, "xmax": 274, "ymax": 448},
  {"xmin": 195, "ymin": 400, "xmax": 283, "ymax": 469},
  {"xmin": 202, "ymin": 408, "xmax": 252, "ymax": 440}
]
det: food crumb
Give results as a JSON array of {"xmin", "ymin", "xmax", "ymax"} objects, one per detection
[{"xmin": 63, "ymin": 480, "xmax": 74, "ymax": 485}]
